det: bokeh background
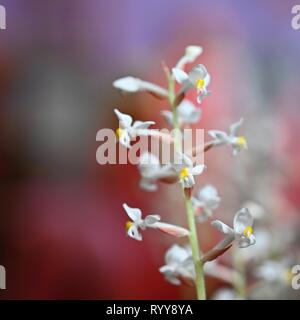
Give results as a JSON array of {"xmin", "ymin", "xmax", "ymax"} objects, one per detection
[{"xmin": 0, "ymin": 0, "xmax": 299, "ymax": 299}]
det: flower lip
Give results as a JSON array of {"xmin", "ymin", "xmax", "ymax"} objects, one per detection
[
  {"xmin": 125, "ymin": 221, "xmax": 133, "ymax": 231},
  {"xmin": 242, "ymin": 226, "xmax": 253, "ymax": 238},
  {"xmin": 115, "ymin": 128, "xmax": 123, "ymax": 140},
  {"xmin": 179, "ymin": 167, "xmax": 190, "ymax": 179}
]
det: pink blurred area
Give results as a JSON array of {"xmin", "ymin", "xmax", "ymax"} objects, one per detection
[{"xmin": 0, "ymin": 0, "xmax": 299, "ymax": 299}]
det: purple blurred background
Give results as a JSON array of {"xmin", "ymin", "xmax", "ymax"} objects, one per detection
[{"xmin": 0, "ymin": 0, "xmax": 299, "ymax": 299}]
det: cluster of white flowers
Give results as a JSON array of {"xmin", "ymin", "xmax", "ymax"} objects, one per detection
[{"xmin": 110, "ymin": 45, "xmax": 258, "ymax": 300}]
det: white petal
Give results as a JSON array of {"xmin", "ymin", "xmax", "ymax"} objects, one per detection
[
  {"xmin": 132, "ymin": 120, "xmax": 155, "ymax": 130},
  {"xmin": 139, "ymin": 178, "xmax": 158, "ymax": 192},
  {"xmin": 119, "ymin": 130, "xmax": 131, "ymax": 148},
  {"xmin": 154, "ymin": 222, "xmax": 189, "ymax": 237},
  {"xmin": 233, "ymin": 208, "xmax": 253, "ymax": 234},
  {"xmin": 165, "ymin": 244, "xmax": 191, "ymax": 265},
  {"xmin": 127, "ymin": 225, "xmax": 142, "ymax": 241},
  {"xmin": 123, "ymin": 203, "xmax": 142, "ymax": 222},
  {"xmin": 208, "ymin": 130, "xmax": 228, "ymax": 142},
  {"xmin": 144, "ymin": 214, "xmax": 161, "ymax": 225},
  {"xmin": 211, "ymin": 220, "xmax": 234, "ymax": 235},
  {"xmin": 191, "ymin": 164, "xmax": 206, "ymax": 175},
  {"xmin": 161, "ymin": 110, "xmax": 174, "ymax": 126},
  {"xmin": 113, "ymin": 76, "xmax": 141, "ymax": 92},
  {"xmin": 229, "ymin": 118, "xmax": 244, "ymax": 137},
  {"xmin": 185, "ymin": 45, "xmax": 203, "ymax": 62},
  {"xmin": 188, "ymin": 64, "xmax": 208, "ymax": 83},
  {"xmin": 172, "ymin": 68, "xmax": 189, "ymax": 84},
  {"xmin": 114, "ymin": 109, "xmax": 133, "ymax": 128}
]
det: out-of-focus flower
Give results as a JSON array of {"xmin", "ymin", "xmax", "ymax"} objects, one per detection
[
  {"xmin": 208, "ymin": 118, "xmax": 247, "ymax": 156},
  {"xmin": 211, "ymin": 208, "xmax": 256, "ymax": 248},
  {"xmin": 160, "ymin": 245, "xmax": 239, "ymax": 286},
  {"xmin": 161, "ymin": 100, "xmax": 202, "ymax": 127},
  {"xmin": 255, "ymin": 260, "xmax": 294, "ymax": 286},
  {"xmin": 212, "ymin": 288, "xmax": 243, "ymax": 300},
  {"xmin": 138, "ymin": 152, "xmax": 177, "ymax": 191},
  {"xmin": 175, "ymin": 45, "xmax": 203, "ymax": 69},
  {"xmin": 159, "ymin": 244, "xmax": 194, "ymax": 285},
  {"xmin": 172, "ymin": 64, "xmax": 211, "ymax": 103},
  {"xmin": 113, "ymin": 76, "xmax": 168, "ymax": 98},
  {"xmin": 123, "ymin": 204, "xmax": 189, "ymax": 241},
  {"xmin": 114, "ymin": 109, "xmax": 155, "ymax": 148},
  {"xmin": 236, "ymin": 228, "xmax": 272, "ymax": 262},
  {"xmin": 174, "ymin": 152, "xmax": 206, "ymax": 189},
  {"xmin": 192, "ymin": 185, "xmax": 221, "ymax": 222}
]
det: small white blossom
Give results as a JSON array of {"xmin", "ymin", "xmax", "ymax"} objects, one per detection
[
  {"xmin": 208, "ymin": 118, "xmax": 247, "ymax": 156},
  {"xmin": 192, "ymin": 185, "xmax": 221, "ymax": 222},
  {"xmin": 114, "ymin": 109, "xmax": 155, "ymax": 148},
  {"xmin": 160, "ymin": 245, "xmax": 237, "ymax": 286},
  {"xmin": 161, "ymin": 100, "xmax": 202, "ymax": 127},
  {"xmin": 175, "ymin": 45, "xmax": 203, "ymax": 69},
  {"xmin": 211, "ymin": 208, "xmax": 256, "ymax": 248},
  {"xmin": 172, "ymin": 64, "xmax": 211, "ymax": 104},
  {"xmin": 123, "ymin": 204, "xmax": 189, "ymax": 241},
  {"xmin": 174, "ymin": 152, "xmax": 206, "ymax": 189},
  {"xmin": 255, "ymin": 260, "xmax": 294, "ymax": 286},
  {"xmin": 113, "ymin": 76, "xmax": 168, "ymax": 98},
  {"xmin": 138, "ymin": 152, "xmax": 177, "ymax": 191},
  {"xmin": 159, "ymin": 245, "xmax": 194, "ymax": 285}
]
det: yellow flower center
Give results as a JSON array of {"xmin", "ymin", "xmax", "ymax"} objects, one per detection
[
  {"xmin": 236, "ymin": 136, "xmax": 247, "ymax": 149},
  {"xmin": 125, "ymin": 221, "xmax": 133, "ymax": 231},
  {"xmin": 179, "ymin": 167, "xmax": 190, "ymax": 179},
  {"xmin": 243, "ymin": 226, "xmax": 253, "ymax": 238},
  {"xmin": 284, "ymin": 269, "xmax": 293, "ymax": 284},
  {"xmin": 196, "ymin": 79, "xmax": 205, "ymax": 90},
  {"xmin": 116, "ymin": 128, "xmax": 123, "ymax": 140}
]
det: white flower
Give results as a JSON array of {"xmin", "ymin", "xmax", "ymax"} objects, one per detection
[
  {"xmin": 160, "ymin": 245, "xmax": 237, "ymax": 286},
  {"xmin": 208, "ymin": 118, "xmax": 247, "ymax": 156},
  {"xmin": 172, "ymin": 64, "xmax": 211, "ymax": 104},
  {"xmin": 175, "ymin": 45, "xmax": 203, "ymax": 70},
  {"xmin": 138, "ymin": 152, "xmax": 177, "ymax": 191},
  {"xmin": 123, "ymin": 203, "xmax": 189, "ymax": 241},
  {"xmin": 173, "ymin": 152, "xmax": 206, "ymax": 189},
  {"xmin": 211, "ymin": 208, "xmax": 256, "ymax": 248},
  {"xmin": 161, "ymin": 100, "xmax": 202, "ymax": 127},
  {"xmin": 113, "ymin": 76, "xmax": 168, "ymax": 98},
  {"xmin": 255, "ymin": 260, "xmax": 294, "ymax": 286},
  {"xmin": 114, "ymin": 109, "xmax": 155, "ymax": 148},
  {"xmin": 159, "ymin": 245, "xmax": 194, "ymax": 285},
  {"xmin": 192, "ymin": 185, "xmax": 221, "ymax": 222}
]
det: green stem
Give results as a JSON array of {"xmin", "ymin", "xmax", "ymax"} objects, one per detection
[
  {"xmin": 167, "ymin": 72, "xmax": 206, "ymax": 300},
  {"xmin": 184, "ymin": 195, "xmax": 206, "ymax": 300}
]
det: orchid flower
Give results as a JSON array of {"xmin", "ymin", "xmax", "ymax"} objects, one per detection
[
  {"xmin": 138, "ymin": 152, "xmax": 177, "ymax": 191},
  {"xmin": 123, "ymin": 204, "xmax": 189, "ymax": 241},
  {"xmin": 192, "ymin": 185, "xmax": 221, "ymax": 222},
  {"xmin": 161, "ymin": 100, "xmax": 202, "ymax": 127},
  {"xmin": 211, "ymin": 208, "xmax": 256, "ymax": 248},
  {"xmin": 208, "ymin": 118, "xmax": 247, "ymax": 156},
  {"xmin": 159, "ymin": 245, "xmax": 194, "ymax": 285},
  {"xmin": 172, "ymin": 64, "xmax": 211, "ymax": 104},
  {"xmin": 255, "ymin": 259, "xmax": 294, "ymax": 286},
  {"xmin": 173, "ymin": 152, "xmax": 206, "ymax": 189},
  {"xmin": 114, "ymin": 109, "xmax": 155, "ymax": 148}
]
